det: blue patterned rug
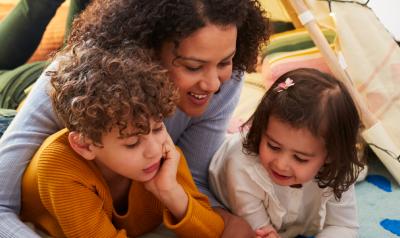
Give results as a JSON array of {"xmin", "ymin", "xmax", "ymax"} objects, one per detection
[{"xmin": 356, "ymin": 153, "xmax": 400, "ymax": 237}]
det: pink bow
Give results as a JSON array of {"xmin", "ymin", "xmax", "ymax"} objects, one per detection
[{"xmin": 276, "ymin": 78, "xmax": 295, "ymax": 92}]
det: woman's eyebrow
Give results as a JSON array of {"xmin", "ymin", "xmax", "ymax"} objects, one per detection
[
  {"xmin": 221, "ymin": 50, "xmax": 236, "ymax": 61},
  {"xmin": 178, "ymin": 50, "xmax": 236, "ymax": 64}
]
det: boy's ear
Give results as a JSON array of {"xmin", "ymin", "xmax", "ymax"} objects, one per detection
[{"xmin": 68, "ymin": 132, "xmax": 96, "ymax": 161}]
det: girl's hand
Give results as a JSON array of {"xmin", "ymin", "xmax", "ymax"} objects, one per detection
[
  {"xmin": 255, "ymin": 225, "xmax": 280, "ymax": 238},
  {"xmin": 144, "ymin": 134, "xmax": 180, "ymax": 198},
  {"xmin": 214, "ymin": 207, "xmax": 255, "ymax": 238}
]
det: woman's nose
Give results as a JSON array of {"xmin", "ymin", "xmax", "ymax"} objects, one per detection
[{"xmin": 200, "ymin": 69, "xmax": 221, "ymax": 92}]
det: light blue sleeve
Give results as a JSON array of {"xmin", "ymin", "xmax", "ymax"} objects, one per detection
[
  {"xmin": 165, "ymin": 71, "xmax": 244, "ymax": 206},
  {"xmin": 0, "ymin": 62, "xmax": 63, "ymax": 237}
]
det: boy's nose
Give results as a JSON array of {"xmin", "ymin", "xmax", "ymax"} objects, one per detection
[{"xmin": 143, "ymin": 139, "xmax": 162, "ymax": 159}]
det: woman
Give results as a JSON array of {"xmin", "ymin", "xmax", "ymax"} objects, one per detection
[{"xmin": 0, "ymin": 0, "xmax": 270, "ymax": 237}]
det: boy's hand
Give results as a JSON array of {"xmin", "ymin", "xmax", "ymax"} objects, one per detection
[
  {"xmin": 144, "ymin": 134, "xmax": 180, "ymax": 196},
  {"xmin": 144, "ymin": 133, "xmax": 188, "ymax": 220},
  {"xmin": 255, "ymin": 225, "xmax": 280, "ymax": 238}
]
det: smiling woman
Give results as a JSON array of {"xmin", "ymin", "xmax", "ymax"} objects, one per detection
[
  {"xmin": 0, "ymin": 0, "xmax": 270, "ymax": 237},
  {"xmin": 160, "ymin": 24, "xmax": 237, "ymax": 117}
]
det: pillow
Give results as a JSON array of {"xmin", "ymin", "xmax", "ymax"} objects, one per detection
[
  {"xmin": 0, "ymin": 1, "xmax": 69, "ymax": 63},
  {"xmin": 261, "ymin": 28, "xmax": 336, "ymax": 88}
]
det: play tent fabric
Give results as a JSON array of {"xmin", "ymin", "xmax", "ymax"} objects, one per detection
[{"xmin": 290, "ymin": 0, "xmax": 400, "ymax": 183}]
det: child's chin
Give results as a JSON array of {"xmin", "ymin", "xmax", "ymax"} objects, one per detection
[
  {"xmin": 268, "ymin": 170, "xmax": 292, "ymax": 185},
  {"xmin": 139, "ymin": 171, "xmax": 158, "ymax": 182}
]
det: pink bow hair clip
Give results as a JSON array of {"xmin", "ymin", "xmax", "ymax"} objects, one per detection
[{"xmin": 276, "ymin": 78, "xmax": 295, "ymax": 92}]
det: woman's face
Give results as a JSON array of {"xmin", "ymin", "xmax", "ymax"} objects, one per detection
[{"xmin": 159, "ymin": 24, "xmax": 237, "ymax": 117}]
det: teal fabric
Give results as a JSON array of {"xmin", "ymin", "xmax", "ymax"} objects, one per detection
[
  {"xmin": 262, "ymin": 29, "xmax": 336, "ymax": 59},
  {"xmin": 0, "ymin": 61, "xmax": 47, "ymax": 109},
  {"xmin": 0, "ymin": 109, "xmax": 16, "ymax": 138},
  {"xmin": 64, "ymin": 0, "xmax": 91, "ymax": 42}
]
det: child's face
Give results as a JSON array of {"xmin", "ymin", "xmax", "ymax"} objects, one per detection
[
  {"xmin": 90, "ymin": 120, "xmax": 168, "ymax": 182},
  {"xmin": 259, "ymin": 116, "xmax": 327, "ymax": 186}
]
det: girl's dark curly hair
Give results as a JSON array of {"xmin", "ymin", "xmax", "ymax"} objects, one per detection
[
  {"xmin": 242, "ymin": 68, "xmax": 365, "ymax": 200},
  {"xmin": 49, "ymin": 43, "xmax": 178, "ymax": 145},
  {"xmin": 67, "ymin": 0, "xmax": 270, "ymax": 72}
]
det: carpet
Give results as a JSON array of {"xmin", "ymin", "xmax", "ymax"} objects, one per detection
[{"xmin": 356, "ymin": 152, "xmax": 400, "ymax": 238}]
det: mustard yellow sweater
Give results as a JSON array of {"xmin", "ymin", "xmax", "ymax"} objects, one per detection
[{"xmin": 21, "ymin": 129, "xmax": 224, "ymax": 237}]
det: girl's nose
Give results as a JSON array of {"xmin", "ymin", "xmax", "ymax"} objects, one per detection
[{"xmin": 274, "ymin": 154, "xmax": 290, "ymax": 172}]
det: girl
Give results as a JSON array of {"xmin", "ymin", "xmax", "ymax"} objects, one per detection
[
  {"xmin": 209, "ymin": 68, "xmax": 365, "ymax": 238},
  {"xmin": 0, "ymin": 0, "xmax": 270, "ymax": 237}
]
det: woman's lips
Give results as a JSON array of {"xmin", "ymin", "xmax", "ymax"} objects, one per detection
[{"xmin": 187, "ymin": 92, "xmax": 210, "ymax": 106}]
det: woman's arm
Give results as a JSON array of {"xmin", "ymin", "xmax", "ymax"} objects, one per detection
[
  {"xmin": 0, "ymin": 63, "xmax": 63, "ymax": 237},
  {"xmin": 317, "ymin": 185, "xmax": 359, "ymax": 238}
]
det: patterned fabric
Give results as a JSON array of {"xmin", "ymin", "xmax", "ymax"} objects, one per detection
[
  {"xmin": 0, "ymin": 62, "xmax": 46, "ymax": 109},
  {"xmin": 0, "ymin": 109, "xmax": 15, "ymax": 138}
]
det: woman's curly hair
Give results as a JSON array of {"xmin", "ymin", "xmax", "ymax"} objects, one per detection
[
  {"xmin": 67, "ymin": 0, "xmax": 270, "ymax": 72},
  {"xmin": 242, "ymin": 68, "xmax": 365, "ymax": 200},
  {"xmin": 49, "ymin": 43, "xmax": 178, "ymax": 145}
]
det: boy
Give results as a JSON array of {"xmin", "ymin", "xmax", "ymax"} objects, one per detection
[{"xmin": 20, "ymin": 44, "xmax": 224, "ymax": 237}]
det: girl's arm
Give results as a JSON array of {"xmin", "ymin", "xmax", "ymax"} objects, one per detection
[
  {"xmin": 209, "ymin": 134, "xmax": 272, "ymax": 231},
  {"xmin": 317, "ymin": 185, "xmax": 359, "ymax": 238},
  {"xmin": 0, "ymin": 62, "xmax": 63, "ymax": 237}
]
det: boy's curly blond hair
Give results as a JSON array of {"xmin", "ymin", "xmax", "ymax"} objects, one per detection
[{"xmin": 48, "ymin": 42, "xmax": 178, "ymax": 145}]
